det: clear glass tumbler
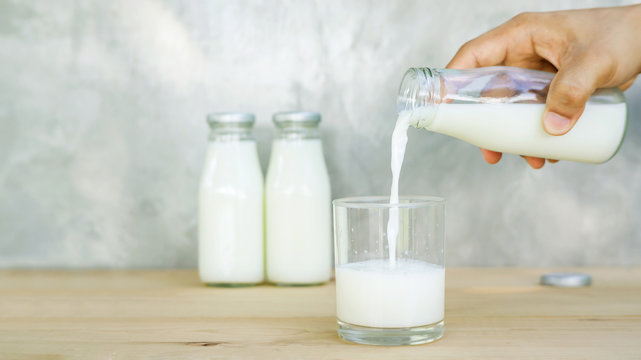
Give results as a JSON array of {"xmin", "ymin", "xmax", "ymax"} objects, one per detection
[{"xmin": 333, "ymin": 196, "xmax": 445, "ymax": 346}]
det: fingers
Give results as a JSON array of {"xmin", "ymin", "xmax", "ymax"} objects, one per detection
[
  {"xmin": 480, "ymin": 149, "xmax": 502, "ymax": 164},
  {"xmin": 619, "ymin": 76, "xmax": 637, "ymax": 91},
  {"xmin": 543, "ymin": 53, "xmax": 614, "ymax": 135},
  {"xmin": 447, "ymin": 32, "xmax": 509, "ymax": 69},
  {"xmin": 482, "ymin": 148, "xmax": 558, "ymax": 169},
  {"xmin": 522, "ymin": 156, "xmax": 545, "ymax": 169},
  {"xmin": 525, "ymin": 157, "xmax": 558, "ymax": 168}
]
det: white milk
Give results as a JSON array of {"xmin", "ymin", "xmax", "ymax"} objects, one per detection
[
  {"xmin": 198, "ymin": 141, "xmax": 264, "ymax": 284},
  {"xmin": 336, "ymin": 259, "xmax": 445, "ymax": 328},
  {"xmin": 386, "ymin": 111, "xmax": 411, "ymax": 267},
  {"xmin": 418, "ymin": 103, "xmax": 627, "ymax": 163},
  {"xmin": 265, "ymin": 139, "xmax": 332, "ymax": 284}
]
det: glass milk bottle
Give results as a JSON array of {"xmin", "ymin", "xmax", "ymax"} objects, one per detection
[
  {"xmin": 265, "ymin": 112, "xmax": 332, "ymax": 285},
  {"xmin": 198, "ymin": 112, "xmax": 264, "ymax": 286},
  {"xmin": 397, "ymin": 66, "xmax": 628, "ymax": 163}
]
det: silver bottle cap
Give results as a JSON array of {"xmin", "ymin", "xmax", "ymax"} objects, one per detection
[
  {"xmin": 207, "ymin": 112, "xmax": 255, "ymax": 127},
  {"xmin": 540, "ymin": 272, "xmax": 592, "ymax": 287},
  {"xmin": 272, "ymin": 111, "xmax": 321, "ymax": 127}
]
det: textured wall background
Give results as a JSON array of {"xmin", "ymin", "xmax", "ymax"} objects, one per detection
[{"xmin": 1, "ymin": 0, "xmax": 640, "ymax": 268}]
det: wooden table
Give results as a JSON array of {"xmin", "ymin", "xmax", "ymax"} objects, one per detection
[{"xmin": 1, "ymin": 268, "xmax": 640, "ymax": 359}]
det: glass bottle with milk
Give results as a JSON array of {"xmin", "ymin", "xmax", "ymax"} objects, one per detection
[
  {"xmin": 265, "ymin": 111, "xmax": 332, "ymax": 285},
  {"xmin": 398, "ymin": 66, "xmax": 628, "ymax": 163},
  {"xmin": 198, "ymin": 112, "xmax": 264, "ymax": 286}
]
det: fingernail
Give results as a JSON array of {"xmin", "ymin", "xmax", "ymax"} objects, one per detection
[{"xmin": 543, "ymin": 112, "xmax": 571, "ymax": 135}]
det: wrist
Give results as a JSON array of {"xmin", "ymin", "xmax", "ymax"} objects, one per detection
[{"xmin": 624, "ymin": 4, "xmax": 641, "ymax": 73}]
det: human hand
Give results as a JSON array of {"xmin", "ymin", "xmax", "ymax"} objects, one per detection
[{"xmin": 447, "ymin": 5, "xmax": 641, "ymax": 168}]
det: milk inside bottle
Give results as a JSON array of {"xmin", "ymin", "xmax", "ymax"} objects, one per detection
[
  {"xmin": 397, "ymin": 66, "xmax": 627, "ymax": 163},
  {"xmin": 198, "ymin": 112, "xmax": 264, "ymax": 286},
  {"xmin": 265, "ymin": 111, "xmax": 332, "ymax": 285}
]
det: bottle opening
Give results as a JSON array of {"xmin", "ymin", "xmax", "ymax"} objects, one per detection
[
  {"xmin": 397, "ymin": 68, "xmax": 439, "ymax": 128},
  {"xmin": 397, "ymin": 68, "xmax": 420, "ymax": 113}
]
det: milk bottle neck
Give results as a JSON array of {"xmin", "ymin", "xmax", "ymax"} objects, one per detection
[
  {"xmin": 207, "ymin": 112, "xmax": 256, "ymax": 142},
  {"xmin": 272, "ymin": 111, "xmax": 322, "ymax": 141},
  {"xmin": 275, "ymin": 125, "xmax": 320, "ymax": 140},
  {"xmin": 209, "ymin": 125, "xmax": 255, "ymax": 142},
  {"xmin": 397, "ymin": 68, "xmax": 442, "ymax": 129}
]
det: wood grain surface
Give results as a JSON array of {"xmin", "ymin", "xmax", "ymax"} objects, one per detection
[{"xmin": 1, "ymin": 268, "xmax": 640, "ymax": 359}]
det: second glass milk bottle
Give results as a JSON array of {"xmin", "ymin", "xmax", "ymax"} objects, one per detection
[
  {"xmin": 198, "ymin": 112, "xmax": 264, "ymax": 286},
  {"xmin": 397, "ymin": 66, "xmax": 627, "ymax": 163},
  {"xmin": 265, "ymin": 111, "xmax": 332, "ymax": 285}
]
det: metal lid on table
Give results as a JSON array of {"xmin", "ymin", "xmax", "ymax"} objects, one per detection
[{"xmin": 540, "ymin": 272, "xmax": 592, "ymax": 287}]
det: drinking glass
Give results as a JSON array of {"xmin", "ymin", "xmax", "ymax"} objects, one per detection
[{"xmin": 333, "ymin": 196, "xmax": 445, "ymax": 346}]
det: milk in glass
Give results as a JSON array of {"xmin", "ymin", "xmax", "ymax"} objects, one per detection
[{"xmin": 336, "ymin": 259, "xmax": 444, "ymax": 328}]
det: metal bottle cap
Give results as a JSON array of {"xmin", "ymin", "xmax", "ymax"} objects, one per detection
[
  {"xmin": 540, "ymin": 272, "xmax": 592, "ymax": 287},
  {"xmin": 272, "ymin": 111, "xmax": 321, "ymax": 127},
  {"xmin": 207, "ymin": 112, "xmax": 255, "ymax": 127}
]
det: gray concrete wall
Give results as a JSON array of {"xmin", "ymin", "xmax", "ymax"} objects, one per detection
[{"xmin": 1, "ymin": 0, "xmax": 639, "ymax": 268}]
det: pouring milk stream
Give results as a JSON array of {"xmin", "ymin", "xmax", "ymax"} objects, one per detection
[
  {"xmin": 387, "ymin": 65, "xmax": 627, "ymax": 268},
  {"xmin": 386, "ymin": 111, "xmax": 411, "ymax": 267}
]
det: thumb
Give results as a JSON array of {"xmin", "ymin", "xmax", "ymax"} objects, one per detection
[{"xmin": 543, "ymin": 56, "xmax": 604, "ymax": 136}]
